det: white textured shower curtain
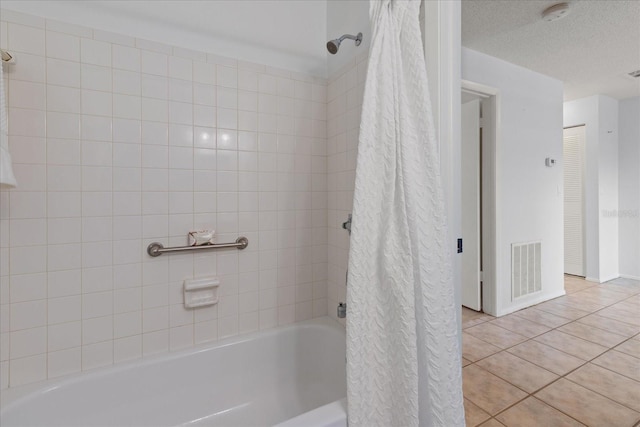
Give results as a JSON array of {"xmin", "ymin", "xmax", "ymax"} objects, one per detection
[{"xmin": 346, "ymin": 0, "xmax": 465, "ymax": 426}]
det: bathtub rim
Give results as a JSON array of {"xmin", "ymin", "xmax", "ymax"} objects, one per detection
[
  {"xmin": 0, "ymin": 316, "xmax": 345, "ymax": 412},
  {"xmin": 273, "ymin": 397, "xmax": 347, "ymax": 427}
]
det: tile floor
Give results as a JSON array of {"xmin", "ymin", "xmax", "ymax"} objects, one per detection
[{"xmin": 462, "ymin": 275, "xmax": 640, "ymax": 427}]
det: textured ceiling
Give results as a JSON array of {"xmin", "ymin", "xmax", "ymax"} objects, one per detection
[{"xmin": 462, "ymin": 0, "xmax": 640, "ymax": 101}]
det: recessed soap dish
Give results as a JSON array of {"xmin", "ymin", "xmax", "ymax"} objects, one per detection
[{"xmin": 184, "ymin": 277, "xmax": 219, "ymax": 308}]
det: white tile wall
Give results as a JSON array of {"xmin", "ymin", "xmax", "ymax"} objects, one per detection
[
  {"xmin": 0, "ymin": 10, "xmax": 328, "ymax": 388},
  {"xmin": 326, "ymin": 53, "xmax": 368, "ymax": 326}
]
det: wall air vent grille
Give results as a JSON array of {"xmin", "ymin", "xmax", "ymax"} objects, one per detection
[{"xmin": 512, "ymin": 241, "xmax": 542, "ymax": 300}]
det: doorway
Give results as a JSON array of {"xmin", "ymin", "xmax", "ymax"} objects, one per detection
[
  {"xmin": 461, "ymin": 96, "xmax": 482, "ymax": 310},
  {"xmin": 460, "ymin": 81, "xmax": 498, "ymax": 315}
]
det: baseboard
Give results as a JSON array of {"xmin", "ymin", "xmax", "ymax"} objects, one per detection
[
  {"xmin": 585, "ymin": 274, "xmax": 621, "ymax": 284},
  {"xmin": 620, "ymin": 274, "xmax": 640, "ymax": 281},
  {"xmin": 601, "ymin": 274, "xmax": 621, "ymax": 283},
  {"xmin": 494, "ymin": 288, "xmax": 566, "ymax": 317}
]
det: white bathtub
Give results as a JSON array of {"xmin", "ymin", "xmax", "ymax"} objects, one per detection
[{"xmin": 0, "ymin": 317, "xmax": 347, "ymax": 427}]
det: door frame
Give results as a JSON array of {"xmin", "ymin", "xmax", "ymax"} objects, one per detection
[
  {"xmin": 423, "ymin": 0, "xmax": 463, "ymax": 329},
  {"xmin": 461, "ymin": 80, "xmax": 500, "ymax": 316}
]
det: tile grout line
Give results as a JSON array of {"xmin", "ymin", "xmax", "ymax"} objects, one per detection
[
  {"xmin": 464, "ymin": 285, "xmax": 640, "ymax": 355},
  {"xmin": 562, "ymin": 369, "xmax": 640, "ymax": 415},
  {"xmin": 463, "ymin": 278, "xmax": 640, "ymax": 426},
  {"xmin": 472, "ymin": 335, "xmax": 639, "ymax": 426}
]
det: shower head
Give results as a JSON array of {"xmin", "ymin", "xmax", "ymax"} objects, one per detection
[
  {"xmin": 326, "ymin": 39, "xmax": 340, "ymax": 55},
  {"xmin": 326, "ymin": 32, "xmax": 363, "ymax": 54}
]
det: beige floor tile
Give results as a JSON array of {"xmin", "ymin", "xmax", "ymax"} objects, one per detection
[
  {"xmin": 624, "ymin": 294, "xmax": 640, "ymax": 303},
  {"xmin": 463, "ymin": 332, "xmax": 501, "ymax": 362},
  {"xmin": 507, "ymin": 340, "xmax": 585, "ymax": 376},
  {"xmin": 608, "ymin": 277, "xmax": 640, "ymax": 287},
  {"xmin": 609, "ymin": 300, "xmax": 640, "ymax": 313},
  {"xmin": 552, "ymin": 297, "xmax": 605, "ymax": 313},
  {"xmin": 463, "ymin": 307, "xmax": 484, "ymax": 319},
  {"xmin": 592, "ymin": 350, "xmax": 640, "ymax": 382},
  {"xmin": 616, "ymin": 338, "xmax": 640, "ymax": 358},
  {"xmin": 564, "ymin": 275, "xmax": 594, "ymax": 283},
  {"xmin": 564, "ymin": 283, "xmax": 588, "ymax": 294},
  {"xmin": 576, "ymin": 313, "xmax": 640, "ymax": 337},
  {"xmin": 568, "ymin": 291, "xmax": 621, "ymax": 306},
  {"xmin": 463, "ymin": 314, "xmax": 495, "ymax": 329},
  {"xmin": 513, "ymin": 307, "xmax": 572, "ymax": 328},
  {"xmin": 536, "ymin": 378, "xmax": 640, "ymax": 427},
  {"xmin": 462, "ymin": 307, "xmax": 492, "ymax": 321},
  {"xmin": 558, "ymin": 321, "xmax": 629, "ymax": 347},
  {"xmin": 613, "ymin": 299, "xmax": 640, "ymax": 311},
  {"xmin": 496, "ymin": 396, "xmax": 586, "ymax": 427},
  {"xmin": 465, "ymin": 323, "xmax": 528, "ymax": 349},
  {"xmin": 460, "ymin": 276, "xmax": 640, "ymax": 427},
  {"xmin": 602, "ymin": 288, "xmax": 640, "ymax": 298},
  {"xmin": 564, "ymin": 278, "xmax": 596, "ymax": 294},
  {"xmin": 476, "ymin": 351, "xmax": 558, "ymax": 393},
  {"xmin": 604, "ymin": 282, "xmax": 640, "ymax": 296},
  {"xmin": 488, "ymin": 315, "xmax": 551, "ymax": 338},
  {"xmin": 580, "ymin": 287, "xmax": 630, "ymax": 302},
  {"xmin": 581, "ymin": 295, "xmax": 631, "ymax": 308},
  {"xmin": 533, "ymin": 301, "xmax": 591, "ymax": 320},
  {"xmin": 567, "ymin": 363, "xmax": 640, "ymax": 412},
  {"xmin": 462, "ymin": 365, "xmax": 527, "ymax": 415},
  {"xmin": 583, "ymin": 295, "xmax": 633, "ymax": 309},
  {"xmin": 534, "ymin": 330, "xmax": 608, "ymax": 360},
  {"xmin": 625, "ymin": 294, "xmax": 640, "ymax": 305},
  {"xmin": 464, "ymin": 398, "xmax": 491, "ymax": 427}
]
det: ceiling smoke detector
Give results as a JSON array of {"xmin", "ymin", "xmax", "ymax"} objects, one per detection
[{"xmin": 542, "ymin": 3, "xmax": 571, "ymax": 22}]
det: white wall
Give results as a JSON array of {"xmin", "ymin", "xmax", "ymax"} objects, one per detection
[
  {"xmin": 618, "ymin": 97, "xmax": 640, "ymax": 279},
  {"xmin": 597, "ymin": 96, "xmax": 619, "ymax": 281},
  {"xmin": 564, "ymin": 95, "xmax": 620, "ymax": 282},
  {"xmin": 462, "ymin": 48, "xmax": 565, "ymax": 316}
]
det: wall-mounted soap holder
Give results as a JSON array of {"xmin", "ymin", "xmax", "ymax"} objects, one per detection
[{"xmin": 184, "ymin": 277, "xmax": 219, "ymax": 308}]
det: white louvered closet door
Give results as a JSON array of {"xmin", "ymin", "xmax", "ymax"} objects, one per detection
[
  {"xmin": 563, "ymin": 126, "xmax": 586, "ymax": 276},
  {"xmin": 461, "ymin": 99, "xmax": 481, "ymax": 310}
]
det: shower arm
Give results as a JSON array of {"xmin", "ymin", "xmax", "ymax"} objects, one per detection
[{"xmin": 338, "ymin": 34, "xmax": 362, "ymax": 45}]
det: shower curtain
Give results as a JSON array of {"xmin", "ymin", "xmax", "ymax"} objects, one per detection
[{"xmin": 346, "ymin": 0, "xmax": 465, "ymax": 426}]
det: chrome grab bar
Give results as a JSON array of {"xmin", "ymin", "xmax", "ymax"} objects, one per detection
[{"xmin": 147, "ymin": 237, "xmax": 249, "ymax": 257}]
